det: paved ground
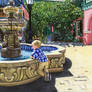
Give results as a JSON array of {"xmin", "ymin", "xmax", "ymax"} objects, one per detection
[
  {"xmin": 0, "ymin": 45, "xmax": 92, "ymax": 92},
  {"xmin": 55, "ymin": 46, "xmax": 92, "ymax": 92}
]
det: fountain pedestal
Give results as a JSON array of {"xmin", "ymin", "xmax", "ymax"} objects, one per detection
[{"xmin": 1, "ymin": 46, "xmax": 21, "ymax": 58}]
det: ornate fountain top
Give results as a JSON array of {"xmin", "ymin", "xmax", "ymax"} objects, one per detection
[
  {"xmin": 0, "ymin": 0, "xmax": 25, "ymax": 31},
  {"xmin": 3, "ymin": 6, "xmax": 18, "ymax": 14}
]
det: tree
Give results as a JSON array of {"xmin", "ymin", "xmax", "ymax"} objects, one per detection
[{"xmin": 31, "ymin": 0, "xmax": 83, "ymax": 42}]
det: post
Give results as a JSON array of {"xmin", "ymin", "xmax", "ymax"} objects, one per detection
[{"xmin": 28, "ymin": 4, "xmax": 32, "ymax": 43}]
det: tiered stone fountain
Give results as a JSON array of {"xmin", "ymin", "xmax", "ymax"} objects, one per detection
[
  {"xmin": 0, "ymin": 0, "xmax": 66, "ymax": 86},
  {"xmin": 1, "ymin": 0, "xmax": 24, "ymax": 58}
]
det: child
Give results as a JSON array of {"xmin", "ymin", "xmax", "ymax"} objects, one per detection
[{"xmin": 31, "ymin": 40, "xmax": 50, "ymax": 81}]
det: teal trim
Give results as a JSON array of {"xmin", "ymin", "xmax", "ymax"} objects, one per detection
[
  {"xmin": 81, "ymin": 0, "xmax": 92, "ymax": 10},
  {"xmin": 73, "ymin": 0, "xmax": 92, "ymax": 10}
]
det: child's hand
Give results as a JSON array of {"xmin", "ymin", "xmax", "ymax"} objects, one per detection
[{"xmin": 30, "ymin": 56, "xmax": 34, "ymax": 59}]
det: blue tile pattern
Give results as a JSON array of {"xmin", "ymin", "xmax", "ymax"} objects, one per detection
[{"xmin": 21, "ymin": 45, "xmax": 58, "ymax": 52}]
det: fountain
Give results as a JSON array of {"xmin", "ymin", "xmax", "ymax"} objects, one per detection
[
  {"xmin": 0, "ymin": 0, "xmax": 66, "ymax": 86},
  {"xmin": 1, "ymin": 0, "xmax": 22, "ymax": 58}
]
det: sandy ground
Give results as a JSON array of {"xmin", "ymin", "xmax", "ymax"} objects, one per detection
[
  {"xmin": 66, "ymin": 46, "xmax": 92, "ymax": 77},
  {"xmin": 55, "ymin": 46, "xmax": 92, "ymax": 92},
  {"xmin": 0, "ymin": 46, "xmax": 92, "ymax": 92}
]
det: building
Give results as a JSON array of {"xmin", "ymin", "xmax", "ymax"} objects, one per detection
[
  {"xmin": 73, "ymin": 0, "xmax": 92, "ymax": 45},
  {"xmin": 82, "ymin": 0, "xmax": 92, "ymax": 45}
]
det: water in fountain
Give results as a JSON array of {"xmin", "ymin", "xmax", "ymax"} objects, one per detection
[{"xmin": 0, "ymin": 45, "xmax": 58, "ymax": 61}]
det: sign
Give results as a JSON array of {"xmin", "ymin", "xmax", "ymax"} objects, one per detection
[{"xmin": 86, "ymin": 0, "xmax": 92, "ymax": 3}]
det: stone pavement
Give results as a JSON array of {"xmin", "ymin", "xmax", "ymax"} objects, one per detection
[
  {"xmin": 0, "ymin": 45, "xmax": 92, "ymax": 92},
  {"xmin": 55, "ymin": 46, "xmax": 92, "ymax": 92}
]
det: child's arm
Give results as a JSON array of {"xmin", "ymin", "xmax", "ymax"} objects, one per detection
[
  {"xmin": 31, "ymin": 50, "xmax": 36, "ymax": 59},
  {"xmin": 31, "ymin": 50, "xmax": 39, "ymax": 59}
]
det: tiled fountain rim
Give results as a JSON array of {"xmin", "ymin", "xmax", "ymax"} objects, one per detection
[{"xmin": 0, "ymin": 43, "xmax": 65, "ymax": 63}]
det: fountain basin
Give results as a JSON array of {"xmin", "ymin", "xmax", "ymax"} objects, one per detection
[{"xmin": 0, "ymin": 43, "xmax": 65, "ymax": 86}]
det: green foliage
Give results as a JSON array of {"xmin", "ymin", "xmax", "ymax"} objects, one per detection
[
  {"xmin": 31, "ymin": 1, "xmax": 49, "ymax": 40},
  {"xmin": 30, "ymin": 0, "xmax": 83, "ymax": 42}
]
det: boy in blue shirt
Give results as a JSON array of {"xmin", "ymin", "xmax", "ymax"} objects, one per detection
[{"xmin": 31, "ymin": 40, "xmax": 50, "ymax": 81}]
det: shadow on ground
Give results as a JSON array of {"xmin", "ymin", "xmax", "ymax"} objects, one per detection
[{"xmin": 0, "ymin": 58, "xmax": 72, "ymax": 92}]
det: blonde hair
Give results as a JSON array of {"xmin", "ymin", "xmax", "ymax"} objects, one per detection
[{"xmin": 32, "ymin": 40, "xmax": 41, "ymax": 48}]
